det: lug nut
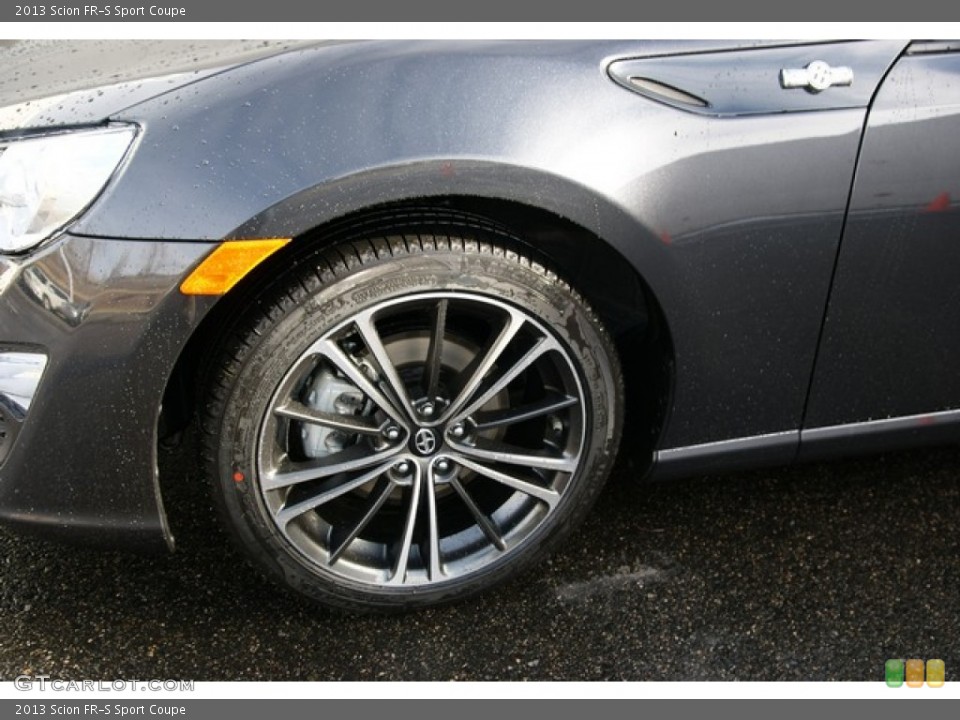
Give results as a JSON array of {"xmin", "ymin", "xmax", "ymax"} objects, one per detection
[
  {"xmin": 434, "ymin": 458, "xmax": 451, "ymax": 473},
  {"xmin": 419, "ymin": 402, "xmax": 435, "ymax": 418},
  {"xmin": 383, "ymin": 426, "xmax": 401, "ymax": 441},
  {"xmin": 394, "ymin": 461, "xmax": 411, "ymax": 475},
  {"xmin": 449, "ymin": 423, "xmax": 466, "ymax": 439}
]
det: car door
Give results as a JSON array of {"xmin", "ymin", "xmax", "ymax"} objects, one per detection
[
  {"xmin": 607, "ymin": 41, "xmax": 906, "ymax": 476},
  {"xmin": 802, "ymin": 42, "xmax": 960, "ymax": 459}
]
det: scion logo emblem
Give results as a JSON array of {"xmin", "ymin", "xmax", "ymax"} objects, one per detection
[{"xmin": 413, "ymin": 428, "xmax": 438, "ymax": 456}]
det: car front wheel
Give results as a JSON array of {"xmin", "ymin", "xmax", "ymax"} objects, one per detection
[{"xmin": 203, "ymin": 231, "xmax": 623, "ymax": 610}]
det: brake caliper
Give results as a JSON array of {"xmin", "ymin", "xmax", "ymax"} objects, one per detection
[{"xmin": 301, "ymin": 367, "xmax": 365, "ymax": 458}]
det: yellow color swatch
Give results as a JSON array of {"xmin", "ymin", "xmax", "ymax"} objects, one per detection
[{"xmin": 926, "ymin": 659, "xmax": 945, "ymax": 688}]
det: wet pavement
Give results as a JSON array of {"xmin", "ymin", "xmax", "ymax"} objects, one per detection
[{"xmin": 1, "ymin": 429, "xmax": 958, "ymax": 681}]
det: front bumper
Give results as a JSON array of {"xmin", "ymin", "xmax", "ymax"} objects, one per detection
[{"xmin": 0, "ymin": 232, "xmax": 217, "ymax": 551}]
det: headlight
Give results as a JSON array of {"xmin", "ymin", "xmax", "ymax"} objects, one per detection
[{"xmin": 0, "ymin": 125, "xmax": 136, "ymax": 254}]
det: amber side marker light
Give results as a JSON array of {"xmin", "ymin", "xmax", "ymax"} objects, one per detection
[{"xmin": 180, "ymin": 239, "xmax": 290, "ymax": 296}]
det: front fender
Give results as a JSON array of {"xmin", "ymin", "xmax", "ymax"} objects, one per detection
[{"xmin": 72, "ymin": 39, "xmax": 873, "ymax": 450}]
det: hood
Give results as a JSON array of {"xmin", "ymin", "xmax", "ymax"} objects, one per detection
[{"xmin": 0, "ymin": 39, "xmax": 318, "ymax": 133}]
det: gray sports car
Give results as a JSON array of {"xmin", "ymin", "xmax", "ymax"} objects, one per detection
[{"xmin": 0, "ymin": 39, "xmax": 957, "ymax": 610}]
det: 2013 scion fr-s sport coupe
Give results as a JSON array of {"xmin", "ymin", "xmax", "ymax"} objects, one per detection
[{"xmin": 0, "ymin": 39, "xmax": 957, "ymax": 610}]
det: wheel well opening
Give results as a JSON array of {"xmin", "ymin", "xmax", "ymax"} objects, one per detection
[{"xmin": 158, "ymin": 197, "xmax": 673, "ymax": 470}]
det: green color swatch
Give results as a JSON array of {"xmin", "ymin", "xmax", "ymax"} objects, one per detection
[{"xmin": 885, "ymin": 659, "xmax": 905, "ymax": 687}]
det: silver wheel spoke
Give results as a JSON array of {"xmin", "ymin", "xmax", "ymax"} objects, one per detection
[
  {"xmin": 314, "ymin": 338, "xmax": 408, "ymax": 429},
  {"xmin": 263, "ymin": 443, "xmax": 400, "ymax": 491},
  {"xmin": 275, "ymin": 401, "xmax": 383, "ymax": 436},
  {"xmin": 388, "ymin": 464, "xmax": 422, "ymax": 585},
  {"xmin": 423, "ymin": 298, "xmax": 448, "ymax": 400},
  {"xmin": 424, "ymin": 464, "xmax": 443, "ymax": 581},
  {"xmin": 440, "ymin": 309, "xmax": 526, "ymax": 423},
  {"xmin": 328, "ymin": 476, "xmax": 395, "ymax": 564},
  {"xmin": 451, "ymin": 437, "xmax": 579, "ymax": 473},
  {"xmin": 275, "ymin": 457, "xmax": 397, "ymax": 526},
  {"xmin": 450, "ymin": 336, "xmax": 558, "ymax": 423},
  {"xmin": 354, "ymin": 310, "xmax": 417, "ymax": 421},
  {"xmin": 472, "ymin": 391, "xmax": 578, "ymax": 430},
  {"xmin": 450, "ymin": 476, "xmax": 506, "ymax": 551},
  {"xmin": 453, "ymin": 455, "xmax": 560, "ymax": 508}
]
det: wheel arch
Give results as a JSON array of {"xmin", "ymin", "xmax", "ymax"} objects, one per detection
[
  {"xmin": 158, "ymin": 189, "xmax": 676, "ymax": 510},
  {"xmin": 224, "ymin": 161, "xmax": 678, "ymax": 441}
]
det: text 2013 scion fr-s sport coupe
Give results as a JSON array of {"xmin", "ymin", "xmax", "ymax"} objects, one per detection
[{"xmin": 0, "ymin": 39, "xmax": 957, "ymax": 610}]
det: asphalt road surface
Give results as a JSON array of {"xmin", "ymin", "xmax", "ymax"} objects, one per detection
[{"xmin": 1, "ymin": 428, "xmax": 958, "ymax": 681}]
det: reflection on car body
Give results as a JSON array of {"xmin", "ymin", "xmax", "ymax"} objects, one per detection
[{"xmin": 20, "ymin": 265, "xmax": 89, "ymax": 326}]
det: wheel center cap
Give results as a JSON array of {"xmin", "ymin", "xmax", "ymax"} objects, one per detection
[{"xmin": 412, "ymin": 427, "xmax": 439, "ymax": 456}]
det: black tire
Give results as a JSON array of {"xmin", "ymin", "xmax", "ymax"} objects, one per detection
[{"xmin": 202, "ymin": 232, "xmax": 623, "ymax": 611}]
